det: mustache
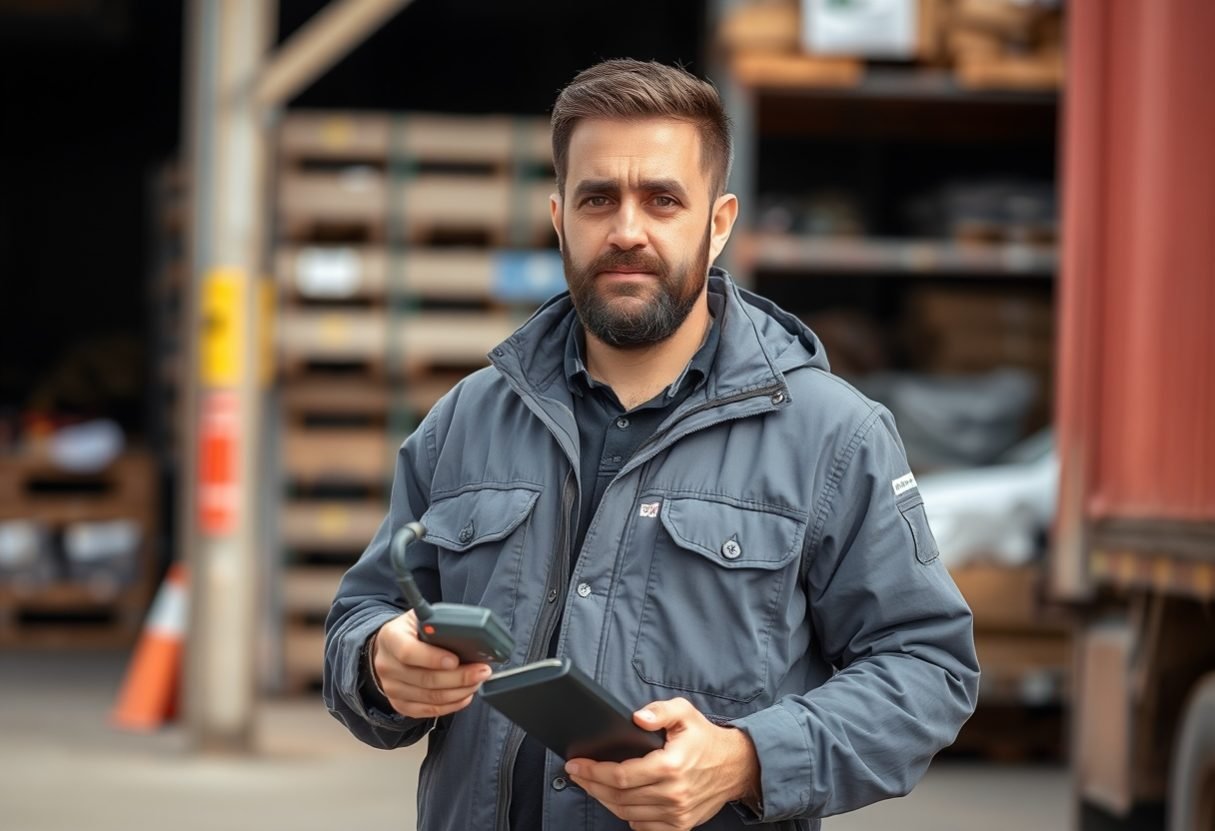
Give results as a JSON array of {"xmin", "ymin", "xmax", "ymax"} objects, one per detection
[{"xmin": 586, "ymin": 249, "xmax": 667, "ymax": 276}]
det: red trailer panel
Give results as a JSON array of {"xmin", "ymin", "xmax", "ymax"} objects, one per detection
[{"xmin": 1054, "ymin": 0, "xmax": 1215, "ymax": 599}]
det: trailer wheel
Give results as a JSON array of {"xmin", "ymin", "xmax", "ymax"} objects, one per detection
[{"xmin": 1170, "ymin": 672, "xmax": 1215, "ymax": 831}]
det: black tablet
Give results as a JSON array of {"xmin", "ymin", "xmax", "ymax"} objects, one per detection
[{"xmin": 479, "ymin": 658, "xmax": 665, "ymax": 762}]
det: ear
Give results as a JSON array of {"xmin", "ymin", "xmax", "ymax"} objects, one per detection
[
  {"xmin": 708, "ymin": 193, "xmax": 739, "ymax": 263},
  {"xmin": 550, "ymin": 192, "xmax": 564, "ymax": 251}
]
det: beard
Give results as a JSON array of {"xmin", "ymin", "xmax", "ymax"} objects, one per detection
[{"xmin": 562, "ymin": 226, "xmax": 711, "ymax": 349}]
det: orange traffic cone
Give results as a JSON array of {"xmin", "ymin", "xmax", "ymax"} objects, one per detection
[{"xmin": 112, "ymin": 562, "xmax": 189, "ymax": 731}]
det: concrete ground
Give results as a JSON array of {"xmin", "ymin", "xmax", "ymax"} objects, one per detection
[{"xmin": 0, "ymin": 651, "xmax": 1071, "ymax": 831}]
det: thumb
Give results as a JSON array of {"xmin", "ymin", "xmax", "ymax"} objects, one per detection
[{"xmin": 634, "ymin": 697, "xmax": 695, "ymax": 731}]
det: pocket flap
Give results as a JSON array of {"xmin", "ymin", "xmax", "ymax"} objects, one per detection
[
  {"xmin": 421, "ymin": 485, "xmax": 540, "ymax": 551},
  {"xmin": 658, "ymin": 497, "xmax": 805, "ymax": 570}
]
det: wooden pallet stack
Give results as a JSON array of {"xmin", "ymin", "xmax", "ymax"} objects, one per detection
[
  {"xmin": 274, "ymin": 111, "xmax": 563, "ymax": 690},
  {"xmin": 719, "ymin": 0, "xmax": 1064, "ymax": 91},
  {"xmin": 0, "ymin": 451, "xmax": 157, "ymax": 648}
]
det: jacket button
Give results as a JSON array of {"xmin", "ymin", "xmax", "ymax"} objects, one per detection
[
  {"xmin": 458, "ymin": 522, "xmax": 474, "ymax": 544},
  {"xmin": 576, "ymin": 582, "xmax": 592, "ymax": 598},
  {"xmin": 771, "ymin": 391, "xmax": 786, "ymax": 405},
  {"xmin": 552, "ymin": 776, "xmax": 568, "ymax": 791},
  {"xmin": 546, "ymin": 588, "xmax": 559, "ymax": 603},
  {"xmin": 615, "ymin": 416, "xmax": 630, "ymax": 429},
  {"xmin": 721, "ymin": 539, "xmax": 742, "ymax": 560}
]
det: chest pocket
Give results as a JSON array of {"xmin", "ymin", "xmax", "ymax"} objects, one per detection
[
  {"xmin": 421, "ymin": 485, "xmax": 540, "ymax": 622},
  {"xmin": 632, "ymin": 495, "xmax": 807, "ymax": 709}
]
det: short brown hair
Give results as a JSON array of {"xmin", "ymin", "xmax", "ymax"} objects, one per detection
[{"xmin": 551, "ymin": 59, "xmax": 733, "ymax": 198}]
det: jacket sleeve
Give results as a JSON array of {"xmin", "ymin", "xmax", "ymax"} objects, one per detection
[
  {"xmin": 729, "ymin": 406, "xmax": 980, "ymax": 822},
  {"xmin": 322, "ymin": 406, "xmax": 444, "ymax": 750}
]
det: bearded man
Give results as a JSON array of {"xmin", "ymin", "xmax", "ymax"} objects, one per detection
[{"xmin": 325, "ymin": 59, "xmax": 979, "ymax": 831}]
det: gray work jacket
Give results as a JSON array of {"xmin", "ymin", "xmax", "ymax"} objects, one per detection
[{"xmin": 324, "ymin": 270, "xmax": 980, "ymax": 831}]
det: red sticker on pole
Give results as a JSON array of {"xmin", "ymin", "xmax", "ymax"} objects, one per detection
[{"xmin": 199, "ymin": 390, "xmax": 239, "ymax": 535}]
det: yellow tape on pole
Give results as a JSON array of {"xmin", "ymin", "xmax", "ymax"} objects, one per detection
[{"xmin": 201, "ymin": 268, "xmax": 244, "ymax": 387}]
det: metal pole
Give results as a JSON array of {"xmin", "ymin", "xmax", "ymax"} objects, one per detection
[{"xmin": 183, "ymin": 0, "xmax": 275, "ymax": 752}]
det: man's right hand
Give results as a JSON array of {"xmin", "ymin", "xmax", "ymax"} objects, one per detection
[{"xmin": 371, "ymin": 610, "xmax": 493, "ymax": 719}]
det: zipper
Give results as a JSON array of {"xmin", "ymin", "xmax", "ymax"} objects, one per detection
[
  {"xmin": 495, "ymin": 467, "xmax": 579, "ymax": 831},
  {"xmin": 620, "ymin": 382, "xmax": 787, "ymax": 479}
]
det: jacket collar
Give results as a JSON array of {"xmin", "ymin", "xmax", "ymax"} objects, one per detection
[{"xmin": 489, "ymin": 267, "xmax": 829, "ymax": 405}]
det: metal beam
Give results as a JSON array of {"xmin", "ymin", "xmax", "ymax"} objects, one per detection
[{"xmin": 254, "ymin": 0, "xmax": 414, "ymax": 108}]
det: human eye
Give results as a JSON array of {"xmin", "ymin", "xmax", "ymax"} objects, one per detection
[
  {"xmin": 651, "ymin": 194, "xmax": 680, "ymax": 209},
  {"xmin": 581, "ymin": 195, "xmax": 612, "ymax": 208}
]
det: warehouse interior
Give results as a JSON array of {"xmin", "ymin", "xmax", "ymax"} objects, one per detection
[{"xmin": 1, "ymin": 1, "xmax": 1212, "ymax": 830}]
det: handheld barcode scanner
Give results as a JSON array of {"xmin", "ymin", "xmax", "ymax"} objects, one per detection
[{"xmin": 390, "ymin": 521, "xmax": 515, "ymax": 663}]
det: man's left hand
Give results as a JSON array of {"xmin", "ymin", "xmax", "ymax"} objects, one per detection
[{"xmin": 564, "ymin": 697, "xmax": 761, "ymax": 831}]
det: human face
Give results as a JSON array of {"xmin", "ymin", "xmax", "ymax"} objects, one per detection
[{"xmin": 551, "ymin": 118, "xmax": 738, "ymax": 349}]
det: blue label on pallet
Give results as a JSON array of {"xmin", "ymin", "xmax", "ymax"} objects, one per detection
[{"xmin": 492, "ymin": 251, "xmax": 566, "ymax": 302}]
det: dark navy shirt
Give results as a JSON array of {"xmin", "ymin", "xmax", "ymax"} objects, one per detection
[{"xmin": 510, "ymin": 295, "xmax": 722, "ymax": 831}]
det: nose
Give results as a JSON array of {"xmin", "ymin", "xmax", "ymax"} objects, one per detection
[{"xmin": 605, "ymin": 200, "xmax": 647, "ymax": 251}]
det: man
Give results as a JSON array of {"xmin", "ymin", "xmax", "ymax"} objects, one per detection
[{"xmin": 324, "ymin": 59, "xmax": 979, "ymax": 831}]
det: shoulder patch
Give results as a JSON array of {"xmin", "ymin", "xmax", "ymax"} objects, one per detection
[{"xmin": 892, "ymin": 472, "xmax": 918, "ymax": 496}]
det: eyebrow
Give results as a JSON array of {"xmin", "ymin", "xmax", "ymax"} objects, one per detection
[{"xmin": 571, "ymin": 178, "xmax": 690, "ymax": 203}]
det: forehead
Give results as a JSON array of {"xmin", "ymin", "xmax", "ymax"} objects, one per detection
[{"xmin": 565, "ymin": 117, "xmax": 705, "ymax": 187}]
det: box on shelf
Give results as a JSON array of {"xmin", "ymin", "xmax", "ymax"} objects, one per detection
[
  {"xmin": 802, "ymin": 0, "xmax": 921, "ymax": 59},
  {"xmin": 0, "ymin": 520, "xmax": 56, "ymax": 588}
]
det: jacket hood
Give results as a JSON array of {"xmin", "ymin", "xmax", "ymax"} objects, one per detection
[{"xmin": 491, "ymin": 267, "xmax": 830, "ymax": 401}]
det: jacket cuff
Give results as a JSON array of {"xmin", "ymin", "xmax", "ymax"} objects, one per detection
[
  {"xmin": 339, "ymin": 607, "xmax": 418, "ymax": 731},
  {"xmin": 728, "ymin": 703, "xmax": 813, "ymax": 822}
]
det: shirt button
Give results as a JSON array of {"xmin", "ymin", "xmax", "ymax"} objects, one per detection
[
  {"xmin": 458, "ymin": 522, "xmax": 475, "ymax": 544},
  {"xmin": 552, "ymin": 776, "xmax": 568, "ymax": 791},
  {"xmin": 546, "ymin": 588, "xmax": 559, "ymax": 603},
  {"xmin": 576, "ymin": 582, "xmax": 592, "ymax": 598},
  {"xmin": 616, "ymin": 417, "xmax": 630, "ymax": 429},
  {"xmin": 721, "ymin": 539, "xmax": 742, "ymax": 560}
]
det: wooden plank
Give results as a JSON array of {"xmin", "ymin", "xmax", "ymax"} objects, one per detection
[
  {"xmin": 956, "ymin": 54, "xmax": 1064, "ymax": 91},
  {"xmin": 279, "ymin": 112, "xmax": 392, "ymax": 163},
  {"xmin": 282, "ymin": 566, "xmax": 348, "ymax": 617},
  {"xmin": 281, "ymin": 426, "xmax": 392, "ymax": 484},
  {"xmin": 731, "ymin": 51, "xmax": 863, "ymax": 89},
  {"xmin": 0, "ymin": 583, "xmax": 145, "ymax": 610},
  {"xmin": 394, "ymin": 114, "xmax": 551, "ymax": 166},
  {"xmin": 281, "ymin": 499, "xmax": 385, "ymax": 551},
  {"xmin": 278, "ymin": 310, "xmax": 517, "ymax": 370},
  {"xmin": 277, "ymin": 168, "xmax": 389, "ymax": 231},
  {"xmin": 280, "ymin": 375, "xmax": 464, "ymax": 420},
  {"xmin": 277, "ymin": 246, "xmax": 500, "ymax": 302},
  {"xmin": 396, "ymin": 176, "xmax": 553, "ymax": 241}
]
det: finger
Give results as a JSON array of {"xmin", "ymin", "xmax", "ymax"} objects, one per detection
[
  {"xmin": 384, "ymin": 680, "xmax": 483, "ymax": 708},
  {"xmin": 389, "ymin": 663, "xmax": 491, "ymax": 690},
  {"xmin": 378, "ymin": 613, "xmax": 470, "ymax": 672},
  {"xmin": 635, "ymin": 697, "xmax": 696, "ymax": 729},
  {"xmin": 388, "ymin": 693, "xmax": 475, "ymax": 720},
  {"xmin": 566, "ymin": 757, "xmax": 667, "ymax": 790},
  {"xmin": 569, "ymin": 776, "xmax": 672, "ymax": 807},
  {"xmin": 392, "ymin": 636, "xmax": 464, "ymax": 672}
]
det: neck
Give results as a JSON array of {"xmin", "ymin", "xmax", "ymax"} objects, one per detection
[{"xmin": 584, "ymin": 294, "xmax": 712, "ymax": 410}]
